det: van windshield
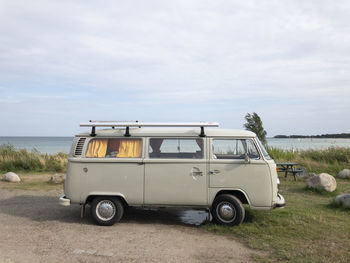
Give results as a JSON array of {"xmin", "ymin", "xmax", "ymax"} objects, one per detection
[{"xmin": 256, "ymin": 139, "xmax": 272, "ymax": 160}]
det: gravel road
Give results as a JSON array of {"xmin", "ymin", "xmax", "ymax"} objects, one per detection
[{"xmin": 0, "ymin": 189, "xmax": 258, "ymax": 263}]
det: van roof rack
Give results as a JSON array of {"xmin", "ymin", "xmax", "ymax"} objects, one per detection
[{"xmin": 80, "ymin": 121, "xmax": 219, "ymax": 137}]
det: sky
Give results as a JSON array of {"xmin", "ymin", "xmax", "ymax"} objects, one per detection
[{"xmin": 0, "ymin": 0, "xmax": 349, "ymax": 136}]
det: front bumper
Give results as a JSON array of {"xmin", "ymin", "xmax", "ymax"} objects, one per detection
[
  {"xmin": 59, "ymin": 195, "xmax": 71, "ymax": 206},
  {"xmin": 275, "ymin": 193, "xmax": 286, "ymax": 208}
]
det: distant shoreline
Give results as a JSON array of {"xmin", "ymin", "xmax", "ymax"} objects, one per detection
[{"xmin": 273, "ymin": 133, "xmax": 350, "ymax": 139}]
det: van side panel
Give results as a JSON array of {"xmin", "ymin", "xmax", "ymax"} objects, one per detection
[
  {"xmin": 209, "ymin": 161, "xmax": 272, "ymax": 207},
  {"xmin": 78, "ymin": 159, "xmax": 144, "ymax": 205},
  {"xmin": 144, "ymin": 160, "xmax": 207, "ymax": 206},
  {"xmin": 267, "ymin": 161, "xmax": 279, "ymax": 205},
  {"xmin": 64, "ymin": 160, "xmax": 83, "ymax": 204}
]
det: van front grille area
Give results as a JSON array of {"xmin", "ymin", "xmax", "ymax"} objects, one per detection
[{"xmin": 74, "ymin": 138, "xmax": 86, "ymax": 156}]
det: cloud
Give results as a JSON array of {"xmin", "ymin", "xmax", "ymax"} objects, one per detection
[{"xmin": 0, "ymin": 0, "xmax": 350, "ymax": 135}]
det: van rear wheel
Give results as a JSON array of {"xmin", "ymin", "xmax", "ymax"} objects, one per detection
[
  {"xmin": 91, "ymin": 197, "xmax": 124, "ymax": 226},
  {"xmin": 211, "ymin": 194, "xmax": 245, "ymax": 226}
]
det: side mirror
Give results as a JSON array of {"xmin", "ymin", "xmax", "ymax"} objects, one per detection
[{"xmin": 244, "ymin": 153, "xmax": 250, "ymax": 164}]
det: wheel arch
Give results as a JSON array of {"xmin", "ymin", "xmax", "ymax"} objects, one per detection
[
  {"xmin": 85, "ymin": 193, "xmax": 129, "ymax": 208},
  {"xmin": 211, "ymin": 189, "xmax": 250, "ymax": 207}
]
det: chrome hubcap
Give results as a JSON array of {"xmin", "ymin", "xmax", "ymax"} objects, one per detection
[
  {"xmin": 217, "ymin": 202, "xmax": 236, "ymax": 223},
  {"xmin": 96, "ymin": 200, "xmax": 116, "ymax": 221}
]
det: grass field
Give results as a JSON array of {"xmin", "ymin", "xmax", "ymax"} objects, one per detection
[
  {"xmin": 202, "ymin": 147, "xmax": 350, "ymax": 262},
  {"xmin": 203, "ymin": 178, "xmax": 350, "ymax": 263},
  {"xmin": 0, "ymin": 172, "xmax": 63, "ymax": 191}
]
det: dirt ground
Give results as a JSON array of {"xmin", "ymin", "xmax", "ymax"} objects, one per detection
[{"xmin": 0, "ymin": 189, "xmax": 259, "ymax": 263}]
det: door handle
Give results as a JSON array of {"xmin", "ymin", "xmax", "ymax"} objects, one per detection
[
  {"xmin": 209, "ymin": 169, "xmax": 220, "ymax": 175},
  {"xmin": 192, "ymin": 171, "xmax": 203, "ymax": 176},
  {"xmin": 191, "ymin": 167, "xmax": 203, "ymax": 176}
]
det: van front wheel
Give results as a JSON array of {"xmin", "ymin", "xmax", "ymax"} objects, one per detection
[
  {"xmin": 91, "ymin": 197, "xmax": 124, "ymax": 226},
  {"xmin": 211, "ymin": 194, "xmax": 245, "ymax": 226}
]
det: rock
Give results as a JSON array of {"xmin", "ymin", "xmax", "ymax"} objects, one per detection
[
  {"xmin": 337, "ymin": 169, "xmax": 350, "ymax": 179},
  {"xmin": 335, "ymin": 194, "xmax": 350, "ymax": 208},
  {"xmin": 306, "ymin": 173, "xmax": 337, "ymax": 192},
  {"xmin": 50, "ymin": 174, "xmax": 65, "ymax": 184},
  {"xmin": 2, "ymin": 172, "xmax": 21, "ymax": 182},
  {"xmin": 308, "ymin": 173, "xmax": 317, "ymax": 178},
  {"xmin": 301, "ymin": 171, "xmax": 315, "ymax": 179}
]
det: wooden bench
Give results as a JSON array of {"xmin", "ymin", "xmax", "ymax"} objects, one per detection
[{"xmin": 276, "ymin": 163, "xmax": 306, "ymax": 181}]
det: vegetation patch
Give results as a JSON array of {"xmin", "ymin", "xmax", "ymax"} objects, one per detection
[
  {"xmin": 0, "ymin": 145, "xmax": 67, "ymax": 173},
  {"xmin": 0, "ymin": 173, "xmax": 63, "ymax": 191},
  {"xmin": 328, "ymin": 199, "xmax": 350, "ymax": 211},
  {"xmin": 204, "ymin": 148, "xmax": 350, "ymax": 262},
  {"xmin": 267, "ymin": 147, "xmax": 350, "ymax": 175},
  {"xmin": 203, "ymin": 179, "xmax": 350, "ymax": 263},
  {"xmin": 303, "ymin": 186, "xmax": 340, "ymax": 197}
]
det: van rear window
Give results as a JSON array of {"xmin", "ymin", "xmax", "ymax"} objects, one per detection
[
  {"xmin": 149, "ymin": 138, "xmax": 203, "ymax": 159},
  {"xmin": 86, "ymin": 138, "xmax": 142, "ymax": 158}
]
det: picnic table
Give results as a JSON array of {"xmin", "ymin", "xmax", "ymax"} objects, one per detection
[{"xmin": 276, "ymin": 162, "xmax": 305, "ymax": 181}]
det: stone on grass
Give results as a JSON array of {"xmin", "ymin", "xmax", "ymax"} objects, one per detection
[
  {"xmin": 2, "ymin": 172, "xmax": 21, "ymax": 182},
  {"xmin": 301, "ymin": 171, "xmax": 315, "ymax": 179},
  {"xmin": 50, "ymin": 174, "xmax": 65, "ymax": 184},
  {"xmin": 335, "ymin": 194, "xmax": 350, "ymax": 208},
  {"xmin": 337, "ymin": 169, "xmax": 350, "ymax": 179},
  {"xmin": 306, "ymin": 173, "xmax": 337, "ymax": 192}
]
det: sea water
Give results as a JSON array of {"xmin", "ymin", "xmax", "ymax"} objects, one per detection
[
  {"xmin": 267, "ymin": 138, "xmax": 350, "ymax": 151},
  {"xmin": 0, "ymin": 136, "xmax": 350, "ymax": 154}
]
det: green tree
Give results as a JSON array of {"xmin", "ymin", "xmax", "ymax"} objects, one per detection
[{"xmin": 244, "ymin": 112, "xmax": 267, "ymax": 146}]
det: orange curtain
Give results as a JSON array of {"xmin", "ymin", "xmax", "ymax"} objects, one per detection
[
  {"xmin": 117, "ymin": 139, "xmax": 142, "ymax": 158},
  {"xmin": 86, "ymin": 139, "xmax": 108, "ymax": 157}
]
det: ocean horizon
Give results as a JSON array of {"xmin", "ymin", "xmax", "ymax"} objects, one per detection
[{"xmin": 1, "ymin": 136, "xmax": 350, "ymax": 154}]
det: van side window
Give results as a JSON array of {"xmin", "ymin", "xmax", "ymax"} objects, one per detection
[
  {"xmin": 149, "ymin": 138, "xmax": 203, "ymax": 159},
  {"xmin": 212, "ymin": 139, "xmax": 260, "ymax": 159},
  {"xmin": 86, "ymin": 138, "xmax": 142, "ymax": 158}
]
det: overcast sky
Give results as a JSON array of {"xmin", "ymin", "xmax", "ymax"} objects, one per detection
[{"xmin": 1, "ymin": 0, "xmax": 349, "ymax": 136}]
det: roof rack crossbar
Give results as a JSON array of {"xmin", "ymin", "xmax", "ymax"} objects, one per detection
[
  {"xmin": 81, "ymin": 122, "xmax": 219, "ymax": 128},
  {"xmin": 81, "ymin": 121, "xmax": 219, "ymax": 137}
]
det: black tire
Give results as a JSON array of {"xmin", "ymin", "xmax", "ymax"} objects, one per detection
[
  {"xmin": 211, "ymin": 194, "xmax": 245, "ymax": 226},
  {"xmin": 91, "ymin": 197, "xmax": 124, "ymax": 226}
]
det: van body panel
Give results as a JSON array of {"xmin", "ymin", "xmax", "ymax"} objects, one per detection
[
  {"xmin": 64, "ymin": 161, "xmax": 82, "ymax": 204},
  {"xmin": 209, "ymin": 160, "xmax": 271, "ymax": 207},
  {"xmin": 79, "ymin": 160, "xmax": 144, "ymax": 205},
  {"xmin": 266, "ymin": 160, "xmax": 279, "ymax": 205},
  {"xmin": 144, "ymin": 159, "xmax": 207, "ymax": 205}
]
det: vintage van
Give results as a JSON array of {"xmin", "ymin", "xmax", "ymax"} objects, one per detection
[{"xmin": 59, "ymin": 121, "xmax": 285, "ymax": 226}]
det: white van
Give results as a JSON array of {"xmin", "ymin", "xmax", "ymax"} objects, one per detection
[{"xmin": 59, "ymin": 121, "xmax": 285, "ymax": 226}]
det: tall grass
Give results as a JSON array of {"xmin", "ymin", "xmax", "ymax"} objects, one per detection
[
  {"xmin": 0, "ymin": 144, "xmax": 67, "ymax": 173},
  {"xmin": 267, "ymin": 147, "xmax": 350, "ymax": 175}
]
